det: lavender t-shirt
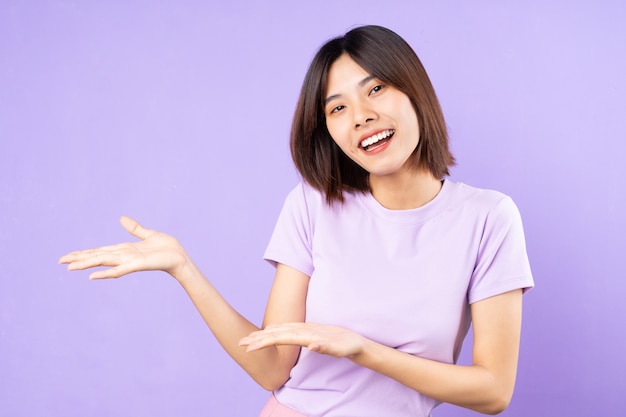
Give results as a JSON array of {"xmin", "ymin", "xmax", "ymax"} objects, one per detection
[{"xmin": 263, "ymin": 180, "xmax": 534, "ymax": 417}]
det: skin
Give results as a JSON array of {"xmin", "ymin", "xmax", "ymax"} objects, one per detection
[{"xmin": 59, "ymin": 54, "xmax": 524, "ymax": 415}]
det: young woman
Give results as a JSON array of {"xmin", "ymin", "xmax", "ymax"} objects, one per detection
[{"xmin": 59, "ymin": 25, "xmax": 533, "ymax": 417}]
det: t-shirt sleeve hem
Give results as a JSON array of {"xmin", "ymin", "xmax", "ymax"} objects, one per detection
[
  {"xmin": 263, "ymin": 252, "xmax": 314, "ymax": 277},
  {"xmin": 468, "ymin": 275, "xmax": 534, "ymax": 304}
]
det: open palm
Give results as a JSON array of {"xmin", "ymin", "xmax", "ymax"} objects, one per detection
[{"xmin": 59, "ymin": 216, "xmax": 188, "ymax": 280}]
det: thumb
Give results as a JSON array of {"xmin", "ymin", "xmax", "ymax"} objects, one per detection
[{"xmin": 119, "ymin": 216, "xmax": 152, "ymax": 240}]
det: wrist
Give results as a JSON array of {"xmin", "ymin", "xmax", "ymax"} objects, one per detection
[
  {"xmin": 170, "ymin": 252, "xmax": 198, "ymax": 284},
  {"xmin": 348, "ymin": 337, "xmax": 384, "ymax": 367}
]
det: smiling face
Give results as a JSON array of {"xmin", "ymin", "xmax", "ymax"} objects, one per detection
[{"xmin": 324, "ymin": 53, "xmax": 421, "ymax": 179}]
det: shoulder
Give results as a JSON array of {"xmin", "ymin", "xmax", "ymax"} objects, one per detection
[
  {"xmin": 282, "ymin": 181, "xmax": 326, "ymax": 213},
  {"xmin": 446, "ymin": 180, "xmax": 519, "ymax": 216},
  {"xmin": 442, "ymin": 181, "xmax": 527, "ymax": 238},
  {"xmin": 275, "ymin": 181, "xmax": 330, "ymax": 234},
  {"xmin": 448, "ymin": 181, "xmax": 508, "ymax": 206}
]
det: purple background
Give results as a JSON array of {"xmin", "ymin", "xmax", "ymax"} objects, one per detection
[{"xmin": 1, "ymin": 1, "xmax": 625, "ymax": 416}]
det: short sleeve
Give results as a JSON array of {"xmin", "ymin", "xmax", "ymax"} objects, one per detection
[
  {"xmin": 468, "ymin": 196, "xmax": 534, "ymax": 304},
  {"xmin": 263, "ymin": 183, "xmax": 316, "ymax": 277}
]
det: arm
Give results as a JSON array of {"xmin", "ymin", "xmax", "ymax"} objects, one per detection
[
  {"xmin": 180, "ymin": 261, "xmax": 308, "ymax": 390},
  {"xmin": 241, "ymin": 289, "xmax": 523, "ymax": 415},
  {"xmin": 59, "ymin": 216, "xmax": 308, "ymax": 390}
]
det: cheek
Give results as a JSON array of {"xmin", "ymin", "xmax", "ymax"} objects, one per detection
[
  {"xmin": 400, "ymin": 106, "xmax": 420, "ymax": 140},
  {"xmin": 326, "ymin": 121, "xmax": 348, "ymax": 149}
]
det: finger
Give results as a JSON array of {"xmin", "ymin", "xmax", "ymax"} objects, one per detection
[
  {"xmin": 244, "ymin": 324, "xmax": 300, "ymax": 339},
  {"xmin": 258, "ymin": 322, "xmax": 310, "ymax": 333},
  {"xmin": 59, "ymin": 247, "xmax": 113, "ymax": 264},
  {"xmin": 243, "ymin": 334, "xmax": 283, "ymax": 352},
  {"xmin": 89, "ymin": 268, "xmax": 120, "ymax": 280},
  {"xmin": 59, "ymin": 249, "xmax": 99, "ymax": 264},
  {"xmin": 89, "ymin": 264, "xmax": 135, "ymax": 280},
  {"xmin": 264, "ymin": 322, "xmax": 301, "ymax": 330},
  {"xmin": 59, "ymin": 253, "xmax": 75, "ymax": 264},
  {"xmin": 120, "ymin": 216, "xmax": 152, "ymax": 240},
  {"xmin": 66, "ymin": 252, "xmax": 121, "ymax": 271},
  {"xmin": 307, "ymin": 334, "xmax": 326, "ymax": 353},
  {"xmin": 59, "ymin": 244, "xmax": 126, "ymax": 264},
  {"xmin": 239, "ymin": 333, "xmax": 268, "ymax": 346},
  {"xmin": 242, "ymin": 330, "xmax": 310, "ymax": 351},
  {"xmin": 59, "ymin": 251, "xmax": 97, "ymax": 265}
]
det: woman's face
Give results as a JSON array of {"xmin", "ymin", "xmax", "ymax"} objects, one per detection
[{"xmin": 324, "ymin": 54, "xmax": 420, "ymax": 178}]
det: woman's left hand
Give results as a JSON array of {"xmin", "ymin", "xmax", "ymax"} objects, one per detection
[{"xmin": 239, "ymin": 322, "xmax": 366, "ymax": 359}]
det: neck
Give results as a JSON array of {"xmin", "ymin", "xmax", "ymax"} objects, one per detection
[{"xmin": 368, "ymin": 169, "xmax": 443, "ymax": 210}]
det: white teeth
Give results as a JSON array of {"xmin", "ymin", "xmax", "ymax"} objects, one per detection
[{"xmin": 360, "ymin": 129, "xmax": 395, "ymax": 148}]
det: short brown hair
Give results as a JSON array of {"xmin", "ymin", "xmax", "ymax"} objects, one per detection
[{"xmin": 290, "ymin": 25, "xmax": 455, "ymax": 204}]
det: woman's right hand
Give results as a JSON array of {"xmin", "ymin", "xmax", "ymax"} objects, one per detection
[{"xmin": 59, "ymin": 216, "xmax": 189, "ymax": 280}]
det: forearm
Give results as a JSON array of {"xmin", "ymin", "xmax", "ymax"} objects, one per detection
[
  {"xmin": 351, "ymin": 340, "xmax": 514, "ymax": 415},
  {"xmin": 173, "ymin": 259, "xmax": 293, "ymax": 390}
]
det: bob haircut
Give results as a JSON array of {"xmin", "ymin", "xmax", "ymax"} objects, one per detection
[{"xmin": 290, "ymin": 25, "xmax": 455, "ymax": 204}]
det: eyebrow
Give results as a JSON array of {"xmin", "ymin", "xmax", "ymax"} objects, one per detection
[{"xmin": 324, "ymin": 75, "xmax": 377, "ymax": 106}]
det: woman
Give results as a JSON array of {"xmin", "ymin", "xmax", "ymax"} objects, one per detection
[{"xmin": 60, "ymin": 25, "xmax": 533, "ymax": 417}]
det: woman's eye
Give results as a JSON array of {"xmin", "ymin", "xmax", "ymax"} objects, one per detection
[
  {"xmin": 370, "ymin": 85, "xmax": 384, "ymax": 95},
  {"xmin": 330, "ymin": 105, "xmax": 345, "ymax": 114}
]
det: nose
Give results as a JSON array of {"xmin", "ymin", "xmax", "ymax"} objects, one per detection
[{"xmin": 353, "ymin": 100, "xmax": 377, "ymax": 128}]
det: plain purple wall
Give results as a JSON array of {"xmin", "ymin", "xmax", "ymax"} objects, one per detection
[{"xmin": 1, "ymin": 1, "xmax": 625, "ymax": 416}]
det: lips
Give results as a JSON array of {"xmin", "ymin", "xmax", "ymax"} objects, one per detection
[{"xmin": 360, "ymin": 129, "xmax": 395, "ymax": 151}]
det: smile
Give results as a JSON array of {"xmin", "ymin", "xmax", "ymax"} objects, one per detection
[{"xmin": 360, "ymin": 129, "xmax": 395, "ymax": 151}]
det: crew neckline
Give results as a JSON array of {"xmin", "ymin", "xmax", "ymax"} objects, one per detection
[{"xmin": 356, "ymin": 179, "xmax": 455, "ymax": 224}]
